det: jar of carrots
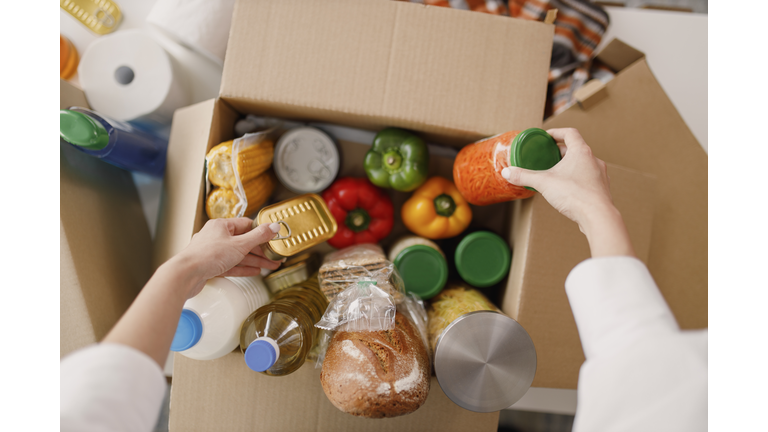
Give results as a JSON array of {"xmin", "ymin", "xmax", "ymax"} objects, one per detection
[{"xmin": 453, "ymin": 128, "xmax": 561, "ymax": 206}]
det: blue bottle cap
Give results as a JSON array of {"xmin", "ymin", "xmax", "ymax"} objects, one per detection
[
  {"xmin": 170, "ymin": 309, "xmax": 203, "ymax": 352},
  {"xmin": 245, "ymin": 338, "xmax": 278, "ymax": 372}
]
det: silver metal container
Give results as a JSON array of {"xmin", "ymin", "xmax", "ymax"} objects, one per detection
[
  {"xmin": 263, "ymin": 253, "xmax": 319, "ymax": 294},
  {"xmin": 433, "ymin": 310, "xmax": 537, "ymax": 412},
  {"xmin": 273, "ymin": 126, "xmax": 340, "ymax": 194}
]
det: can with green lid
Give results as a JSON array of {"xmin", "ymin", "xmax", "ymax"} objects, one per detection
[
  {"xmin": 388, "ymin": 235, "xmax": 448, "ymax": 299},
  {"xmin": 453, "ymin": 128, "xmax": 561, "ymax": 205},
  {"xmin": 454, "ymin": 231, "xmax": 511, "ymax": 288}
]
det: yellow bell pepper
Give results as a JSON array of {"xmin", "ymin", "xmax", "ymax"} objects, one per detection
[{"xmin": 402, "ymin": 176, "xmax": 472, "ymax": 239}]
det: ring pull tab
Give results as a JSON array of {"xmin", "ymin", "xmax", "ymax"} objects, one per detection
[{"xmin": 272, "ymin": 221, "xmax": 292, "ymax": 240}]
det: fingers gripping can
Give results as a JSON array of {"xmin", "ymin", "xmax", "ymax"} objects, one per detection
[{"xmin": 252, "ymin": 194, "xmax": 338, "ymax": 260}]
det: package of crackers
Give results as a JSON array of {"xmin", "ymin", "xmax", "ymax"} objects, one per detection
[
  {"xmin": 316, "ymin": 244, "xmax": 406, "ymax": 333},
  {"xmin": 318, "ymin": 244, "xmax": 405, "ymax": 303}
]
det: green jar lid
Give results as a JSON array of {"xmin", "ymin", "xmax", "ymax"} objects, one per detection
[
  {"xmin": 510, "ymin": 128, "xmax": 560, "ymax": 171},
  {"xmin": 393, "ymin": 245, "xmax": 448, "ymax": 300},
  {"xmin": 455, "ymin": 231, "xmax": 511, "ymax": 288},
  {"xmin": 60, "ymin": 110, "xmax": 109, "ymax": 150}
]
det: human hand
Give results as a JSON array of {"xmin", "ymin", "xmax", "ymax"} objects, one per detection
[
  {"xmin": 170, "ymin": 218, "xmax": 283, "ymax": 298},
  {"xmin": 501, "ymin": 128, "xmax": 613, "ymax": 230},
  {"xmin": 501, "ymin": 128, "xmax": 634, "ymax": 258}
]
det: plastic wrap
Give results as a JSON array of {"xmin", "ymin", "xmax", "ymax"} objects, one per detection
[
  {"xmin": 426, "ymin": 284, "xmax": 500, "ymax": 353},
  {"xmin": 397, "ymin": 293, "xmax": 431, "ymax": 364},
  {"xmin": 317, "ymin": 244, "xmax": 405, "ymax": 303},
  {"xmin": 315, "ymin": 244, "xmax": 406, "ymax": 333},
  {"xmin": 204, "ymin": 129, "xmax": 277, "ymax": 218}
]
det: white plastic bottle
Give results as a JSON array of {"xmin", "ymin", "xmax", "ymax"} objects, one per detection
[{"xmin": 171, "ymin": 276, "xmax": 271, "ymax": 360}]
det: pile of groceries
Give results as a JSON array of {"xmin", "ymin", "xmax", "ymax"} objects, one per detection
[{"xmin": 60, "ymin": 109, "xmax": 562, "ymax": 417}]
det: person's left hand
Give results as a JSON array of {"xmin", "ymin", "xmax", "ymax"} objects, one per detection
[{"xmin": 170, "ymin": 218, "xmax": 283, "ymax": 298}]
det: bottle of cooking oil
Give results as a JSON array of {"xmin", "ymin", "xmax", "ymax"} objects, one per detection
[{"xmin": 239, "ymin": 273, "xmax": 328, "ymax": 376}]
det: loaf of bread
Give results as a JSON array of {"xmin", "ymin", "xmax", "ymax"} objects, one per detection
[{"xmin": 320, "ymin": 312, "xmax": 430, "ymax": 418}]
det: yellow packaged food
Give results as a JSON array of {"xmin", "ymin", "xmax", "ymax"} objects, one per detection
[
  {"xmin": 206, "ymin": 136, "xmax": 274, "ymax": 189},
  {"xmin": 205, "ymin": 170, "xmax": 277, "ymax": 219}
]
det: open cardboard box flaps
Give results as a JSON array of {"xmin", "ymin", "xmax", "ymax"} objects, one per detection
[
  {"xmin": 150, "ymin": 1, "xmax": 705, "ymax": 430},
  {"xmin": 159, "ymin": 97, "xmax": 656, "ymax": 432}
]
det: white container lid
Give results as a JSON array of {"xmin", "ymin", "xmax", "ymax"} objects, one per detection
[{"xmin": 273, "ymin": 127, "xmax": 340, "ymax": 193}]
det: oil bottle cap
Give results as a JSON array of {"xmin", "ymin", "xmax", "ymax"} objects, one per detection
[
  {"xmin": 60, "ymin": 110, "xmax": 109, "ymax": 150},
  {"xmin": 509, "ymin": 128, "xmax": 560, "ymax": 171},
  {"xmin": 245, "ymin": 337, "xmax": 279, "ymax": 372},
  {"xmin": 455, "ymin": 231, "xmax": 511, "ymax": 288},
  {"xmin": 393, "ymin": 245, "xmax": 448, "ymax": 300},
  {"xmin": 170, "ymin": 309, "xmax": 203, "ymax": 352}
]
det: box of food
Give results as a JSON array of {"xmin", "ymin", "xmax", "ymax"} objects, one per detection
[{"xmin": 150, "ymin": 1, "xmax": 703, "ymax": 430}]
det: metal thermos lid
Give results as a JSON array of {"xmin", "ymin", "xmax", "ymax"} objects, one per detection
[{"xmin": 434, "ymin": 311, "xmax": 537, "ymax": 412}]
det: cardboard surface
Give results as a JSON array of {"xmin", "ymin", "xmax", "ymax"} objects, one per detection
[
  {"xmin": 221, "ymin": 0, "xmax": 554, "ymax": 146},
  {"xmin": 161, "ymin": 103, "xmax": 657, "ymax": 429},
  {"xmin": 60, "ymin": 80, "xmax": 153, "ymax": 357},
  {"xmin": 503, "ymin": 165, "xmax": 657, "ymax": 389},
  {"xmin": 153, "ymin": 4, "xmax": 692, "ymax": 427},
  {"xmin": 170, "ymin": 353, "xmax": 499, "ymax": 431},
  {"xmin": 545, "ymin": 39, "xmax": 708, "ymax": 331}
]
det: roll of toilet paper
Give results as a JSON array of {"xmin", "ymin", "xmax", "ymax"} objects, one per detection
[
  {"xmin": 77, "ymin": 29, "xmax": 188, "ymax": 126},
  {"xmin": 146, "ymin": 0, "xmax": 236, "ymax": 66}
]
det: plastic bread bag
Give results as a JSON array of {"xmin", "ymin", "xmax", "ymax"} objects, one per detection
[
  {"xmin": 397, "ymin": 292, "xmax": 432, "ymax": 364},
  {"xmin": 310, "ymin": 329, "xmax": 333, "ymax": 369},
  {"xmin": 204, "ymin": 129, "xmax": 277, "ymax": 219},
  {"xmin": 315, "ymin": 278, "xmax": 399, "ymax": 333},
  {"xmin": 316, "ymin": 244, "xmax": 406, "ymax": 304}
]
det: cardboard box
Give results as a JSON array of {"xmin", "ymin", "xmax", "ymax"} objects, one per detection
[
  {"xmin": 150, "ymin": 3, "xmax": 675, "ymax": 430},
  {"xmin": 545, "ymin": 39, "xmax": 708, "ymax": 332},
  {"xmin": 60, "ymin": 79, "xmax": 154, "ymax": 357},
  {"xmin": 160, "ymin": 99, "xmax": 656, "ymax": 431}
]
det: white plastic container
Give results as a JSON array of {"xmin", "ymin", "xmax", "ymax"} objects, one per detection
[{"xmin": 171, "ymin": 276, "xmax": 271, "ymax": 360}]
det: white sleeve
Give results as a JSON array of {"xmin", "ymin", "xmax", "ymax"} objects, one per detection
[
  {"xmin": 565, "ymin": 257, "xmax": 708, "ymax": 432},
  {"xmin": 60, "ymin": 343, "xmax": 167, "ymax": 432}
]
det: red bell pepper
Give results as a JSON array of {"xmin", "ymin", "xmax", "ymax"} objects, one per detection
[{"xmin": 322, "ymin": 177, "xmax": 394, "ymax": 249}]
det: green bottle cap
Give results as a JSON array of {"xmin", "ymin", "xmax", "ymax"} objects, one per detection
[
  {"xmin": 393, "ymin": 245, "xmax": 448, "ymax": 300},
  {"xmin": 455, "ymin": 231, "xmax": 511, "ymax": 288},
  {"xmin": 510, "ymin": 128, "xmax": 561, "ymax": 171},
  {"xmin": 60, "ymin": 110, "xmax": 109, "ymax": 150}
]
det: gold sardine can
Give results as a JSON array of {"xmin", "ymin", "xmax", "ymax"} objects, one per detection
[{"xmin": 253, "ymin": 194, "xmax": 337, "ymax": 260}]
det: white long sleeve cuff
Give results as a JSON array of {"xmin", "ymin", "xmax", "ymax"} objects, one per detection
[{"xmin": 61, "ymin": 343, "xmax": 166, "ymax": 432}]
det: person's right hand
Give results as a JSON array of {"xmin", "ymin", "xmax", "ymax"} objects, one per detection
[
  {"xmin": 170, "ymin": 218, "xmax": 284, "ymax": 299},
  {"xmin": 501, "ymin": 128, "xmax": 635, "ymax": 258},
  {"xmin": 501, "ymin": 128, "xmax": 613, "ymax": 231}
]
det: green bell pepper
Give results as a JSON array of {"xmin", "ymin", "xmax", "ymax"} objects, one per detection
[{"xmin": 364, "ymin": 128, "xmax": 429, "ymax": 192}]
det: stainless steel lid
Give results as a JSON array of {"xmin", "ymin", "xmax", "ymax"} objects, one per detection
[
  {"xmin": 434, "ymin": 311, "xmax": 537, "ymax": 412},
  {"xmin": 273, "ymin": 126, "xmax": 339, "ymax": 194}
]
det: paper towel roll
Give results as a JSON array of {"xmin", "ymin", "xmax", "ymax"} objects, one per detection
[
  {"xmin": 78, "ymin": 29, "xmax": 188, "ymax": 126},
  {"xmin": 146, "ymin": 0, "xmax": 236, "ymax": 66}
]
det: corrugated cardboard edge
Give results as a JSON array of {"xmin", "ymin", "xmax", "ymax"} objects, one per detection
[
  {"xmin": 503, "ymin": 163, "xmax": 657, "ymax": 389},
  {"xmin": 220, "ymin": 0, "xmax": 554, "ymax": 146},
  {"xmin": 153, "ymin": 99, "xmax": 215, "ymax": 269},
  {"xmin": 545, "ymin": 43, "xmax": 708, "ymax": 331}
]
